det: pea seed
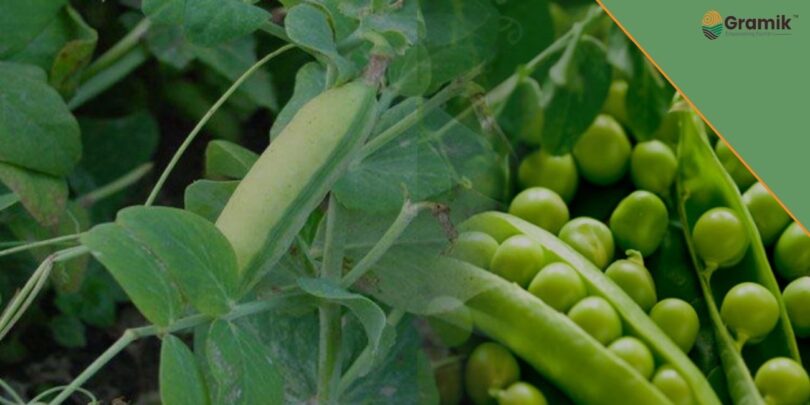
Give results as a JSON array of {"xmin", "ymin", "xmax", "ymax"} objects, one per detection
[
  {"xmin": 508, "ymin": 187, "xmax": 569, "ymax": 235},
  {"xmin": 559, "ymin": 217, "xmax": 615, "ymax": 270},
  {"xmin": 528, "ymin": 262, "xmax": 587, "ymax": 313},
  {"xmin": 609, "ymin": 190, "xmax": 669, "ymax": 257},
  {"xmin": 517, "ymin": 150, "xmax": 579, "ymax": 203},
  {"xmin": 568, "ymin": 296, "xmax": 622, "ymax": 345}
]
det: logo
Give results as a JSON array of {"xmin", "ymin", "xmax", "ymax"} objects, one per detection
[
  {"xmin": 701, "ymin": 10, "xmax": 796, "ymax": 40},
  {"xmin": 702, "ymin": 10, "xmax": 723, "ymax": 39}
]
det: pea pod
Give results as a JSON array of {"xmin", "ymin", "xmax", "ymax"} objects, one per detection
[
  {"xmin": 215, "ymin": 81, "xmax": 377, "ymax": 290},
  {"xmin": 675, "ymin": 109, "xmax": 801, "ymax": 404},
  {"xmin": 460, "ymin": 212, "xmax": 721, "ymax": 405}
]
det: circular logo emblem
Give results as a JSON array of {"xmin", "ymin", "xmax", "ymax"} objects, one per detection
[{"xmin": 702, "ymin": 10, "xmax": 723, "ymax": 39}]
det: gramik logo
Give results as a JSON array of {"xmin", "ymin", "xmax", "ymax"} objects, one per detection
[
  {"xmin": 702, "ymin": 10, "xmax": 723, "ymax": 39},
  {"xmin": 702, "ymin": 9, "xmax": 795, "ymax": 40}
]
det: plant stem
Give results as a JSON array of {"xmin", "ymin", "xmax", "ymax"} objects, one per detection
[
  {"xmin": 144, "ymin": 44, "xmax": 295, "ymax": 206},
  {"xmin": 0, "ymin": 234, "xmax": 81, "ymax": 259},
  {"xmin": 69, "ymin": 47, "xmax": 149, "ymax": 110},
  {"xmin": 0, "ymin": 378, "xmax": 24, "ymax": 404},
  {"xmin": 48, "ymin": 292, "xmax": 300, "ymax": 405},
  {"xmin": 78, "ymin": 163, "xmax": 153, "ymax": 208},
  {"xmin": 318, "ymin": 195, "xmax": 344, "ymax": 404},
  {"xmin": 82, "ymin": 19, "xmax": 152, "ymax": 81},
  {"xmin": 341, "ymin": 201, "xmax": 435, "ymax": 288}
]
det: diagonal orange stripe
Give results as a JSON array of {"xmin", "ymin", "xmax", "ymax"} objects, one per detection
[{"xmin": 594, "ymin": 0, "xmax": 810, "ymax": 237}]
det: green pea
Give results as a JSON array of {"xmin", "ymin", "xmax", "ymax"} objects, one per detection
[
  {"xmin": 774, "ymin": 222, "xmax": 810, "ymax": 280},
  {"xmin": 714, "ymin": 141, "xmax": 756, "ymax": 190},
  {"xmin": 605, "ymin": 256, "xmax": 657, "ymax": 312},
  {"xmin": 692, "ymin": 207, "xmax": 749, "ymax": 270},
  {"xmin": 528, "ymin": 262, "xmax": 587, "ymax": 313},
  {"xmin": 567, "ymin": 296, "xmax": 622, "ymax": 345},
  {"xmin": 465, "ymin": 342, "xmax": 521, "ymax": 405},
  {"xmin": 573, "ymin": 114, "xmax": 631, "ymax": 186},
  {"xmin": 450, "ymin": 231, "xmax": 499, "ymax": 269},
  {"xmin": 742, "ymin": 183, "xmax": 790, "ymax": 246},
  {"xmin": 508, "ymin": 187, "xmax": 570, "ymax": 235},
  {"xmin": 601, "ymin": 80, "xmax": 628, "ymax": 125},
  {"xmin": 608, "ymin": 336, "xmax": 655, "ymax": 379},
  {"xmin": 783, "ymin": 277, "xmax": 810, "ymax": 338},
  {"xmin": 652, "ymin": 365, "xmax": 694, "ymax": 405},
  {"xmin": 754, "ymin": 357, "xmax": 810, "ymax": 405},
  {"xmin": 427, "ymin": 297, "xmax": 473, "ymax": 348},
  {"xmin": 517, "ymin": 150, "xmax": 579, "ymax": 203},
  {"xmin": 650, "ymin": 298, "xmax": 700, "ymax": 353},
  {"xmin": 490, "ymin": 235, "xmax": 546, "ymax": 287},
  {"xmin": 435, "ymin": 359, "xmax": 463, "ymax": 405},
  {"xmin": 609, "ymin": 190, "xmax": 669, "ymax": 257},
  {"xmin": 720, "ymin": 282, "xmax": 779, "ymax": 345},
  {"xmin": 559, "ymin": 217, "xmax": 615, "ymax": 269},
  {"xmin": 493, "ymin": 382, "xmax": 547, "ymax": 405},
  {"xmin": 630, "ymin": 140, "xmax": 677, "ymax": 196}
]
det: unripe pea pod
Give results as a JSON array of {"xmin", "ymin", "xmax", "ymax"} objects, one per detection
[{"xmin": 216, "ymin": 81, "xmax": 377, "ymax": 288}]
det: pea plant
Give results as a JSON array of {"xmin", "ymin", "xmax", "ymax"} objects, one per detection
[{"xmin": 0, "ymin": 0, "xmax": 698, "ymax": 403}]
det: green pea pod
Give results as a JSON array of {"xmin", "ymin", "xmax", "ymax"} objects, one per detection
[
  {"xmin": 460, "ymin": 211, "xmax": 721, "ymax": 405},
  {"xmin": 216, "ymin": 81, "xmax": 377, "ymax": 290},
  {"xmin": 675, "ymin": 109, "xmax": 801, "ymax": 404}
]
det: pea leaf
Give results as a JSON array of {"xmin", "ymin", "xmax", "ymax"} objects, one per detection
[
  {"xmin": 55, "ymin": 264, "xmax": 124, "ymax": 328},
  {"xmin": 206, "ymin": 320, "xmax": 284, "ymax": 405},
  {"xmin": 0, "ymin": 62, "xmax": 81, "ymax": 177},
  {"xmin": 297, "ymin": 277, "xmax": 392, "ymax": 361},
  {"xmin": 0, "ymin": 162, "xmax": 68, "ymax": 226},
  {"xmin": 333, "ymin": 98, "xmax": 498, "ymax": 212},
  {"xmin": 81, "ymin": 222, "xmax": 184, "ymax": 327},
  {"xmin": 269, "ymin": 62, "xmax": 326, "ymax": 139},
  {"xmin": 487, "ymin": 0, "xmax": 553, "ymax": 85},
  {"xmin": 192, "ymin": 36, "xmax": 278, "ymax": 111},
  {"xmin": 48, "ymin": 314, "xmax": 86, "ymax": 348},
  {"xmin": 0, "ymin": 193, "xmax": 18, "ymax": 212},
  {"xmin": 204, "ymin": 140, "xmax": 258, "ymax": 179},
  {"xmin": 421, "ymin": 0, "xmax": 498, "ymax": 92},
  {"xmin": 387, "ymin": 45, "xmax": 431, "ymax": 97},
  {"xmin": 625, "ymin": 48, "xmax": 674, "ymax": 141},
  {"xmin": 6, "ymin": 6, "xmax": 98, "ymax": 98},
  {"xmin": 113, "ymin": 207, "xmax": 240, "ymax": 316},
  {"xmin": 534, "ymin": 37, "xmax": 611, "ymax": 155},
  {"xmin": 184, "ymin": 180, "xmax": 239, "ymax": 222},
  {"xmin": 242, "ymin": 311, "xmax": 437, "ymax": 403},
  {"xmin": 285, "ymin": 3, "xmax": 355, "ymax": 84},
  {"xmin": 0, "ymin": 0, "xmax": 66, "ymax": 58},
  {"xmin": 142, "ymin": 0, "xmax": 269, "ymax": 46},
  {"xmin": 160, "ymin": 335, "xmax": 211, "ymax": 405}
]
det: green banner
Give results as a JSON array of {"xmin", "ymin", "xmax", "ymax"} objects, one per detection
[{"xmin": 598, "ymin": 0, "xmax": 810, "ymax": 229}]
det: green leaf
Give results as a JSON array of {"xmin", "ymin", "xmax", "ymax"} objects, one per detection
[
  {"xmin": 81, "ymin": 222, "xmax": 184, "ymax": 327},
  {"xmin": 497, "ymin": 76, "xmax": 544, "ymax": 145},
  {"xmin": 269, "ymin": 62, "xmax": 326, "ymax": 139},
  {"xmin": 184, "ymin": 180, "xmax": 239, "ymax": 222},
  {"xmin": 206, "ymin": 320, "xmax": 284, "ymax": 405},
  {"xmin": 6, "ymin": 6, "xmax": 98, "ymax": 98},
  {"xmin": 0, "ymin": 162, "xmax": 68, "ymax": 226},
  {"xmin": 146, "ymin": 24, "xmax": 196, "ymax": 69},
  {"xmin": 422, "ymin": 0, "xmax": 498, "ymax": 92},
  {"xmin": 204, "ymin": 140, "xmax": 258, "ymax": 179},
  {"xmin": 285, "ymin": 3, "xmax": 355, "ymax": 83},
  {"xmin": 48, "ymin": 314, "xmax": 86, "ymax": 348},
  {"xmin": 0, "ymin": 193, "xmax": 18, "ymax": 212},
  {"xmin": 625, "ymin": 48, "xmax": 675, "ymax": 141},
  {"xmin": 298, "ymin": 277, "xmax": 391, "ymax": 359},
  {"xmin": 113, "ymin": 207, "xmax": 240, "ymax": 316},
  {"xmin": 55, "ymin": 264, "xmax": 124, "ymax": 328},
  {"xmin": 142, "ymin": 0, "xmax": 269, "ymax": 46},
  {"xmin": 387, "ymin": 45, "xmax": 431, "ymax": 97},
  {"xmin": 193, "ymin": 36, "xmax": 278, "ymax": 110},
  {"xmin": 0, "ymin": 0, "xmax": 67, "ymax": 58},
  {"xmin": 334, "ymin": 98, "xmax": 498, "ymax": 212},
  {"xmin": 534, "ymin": 37, "xmax": 611, "ymax": 155},
  {"xmin": 487, "ymin": 0, "xmax": 553, "ymax": 85},
  {"xmin": 0, "ymin": 62, "xmax": 81, "ymax": 176},
  {"xmin": 161, "ymin": 335, "xmax": 210, "ymax": 405}
]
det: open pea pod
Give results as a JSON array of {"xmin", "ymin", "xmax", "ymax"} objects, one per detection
[
  {"xmin": 460, "ymin": 211, "xmax": 721, "ymax": 405},
  {"xmin": 675, "ymin": 109, "xmax": 801, "ymax": 404}
]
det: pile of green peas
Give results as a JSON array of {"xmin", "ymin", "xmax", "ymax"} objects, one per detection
[{"xmin": 445, "ymin": 101, "xmax": 810, "ymax": 403}]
